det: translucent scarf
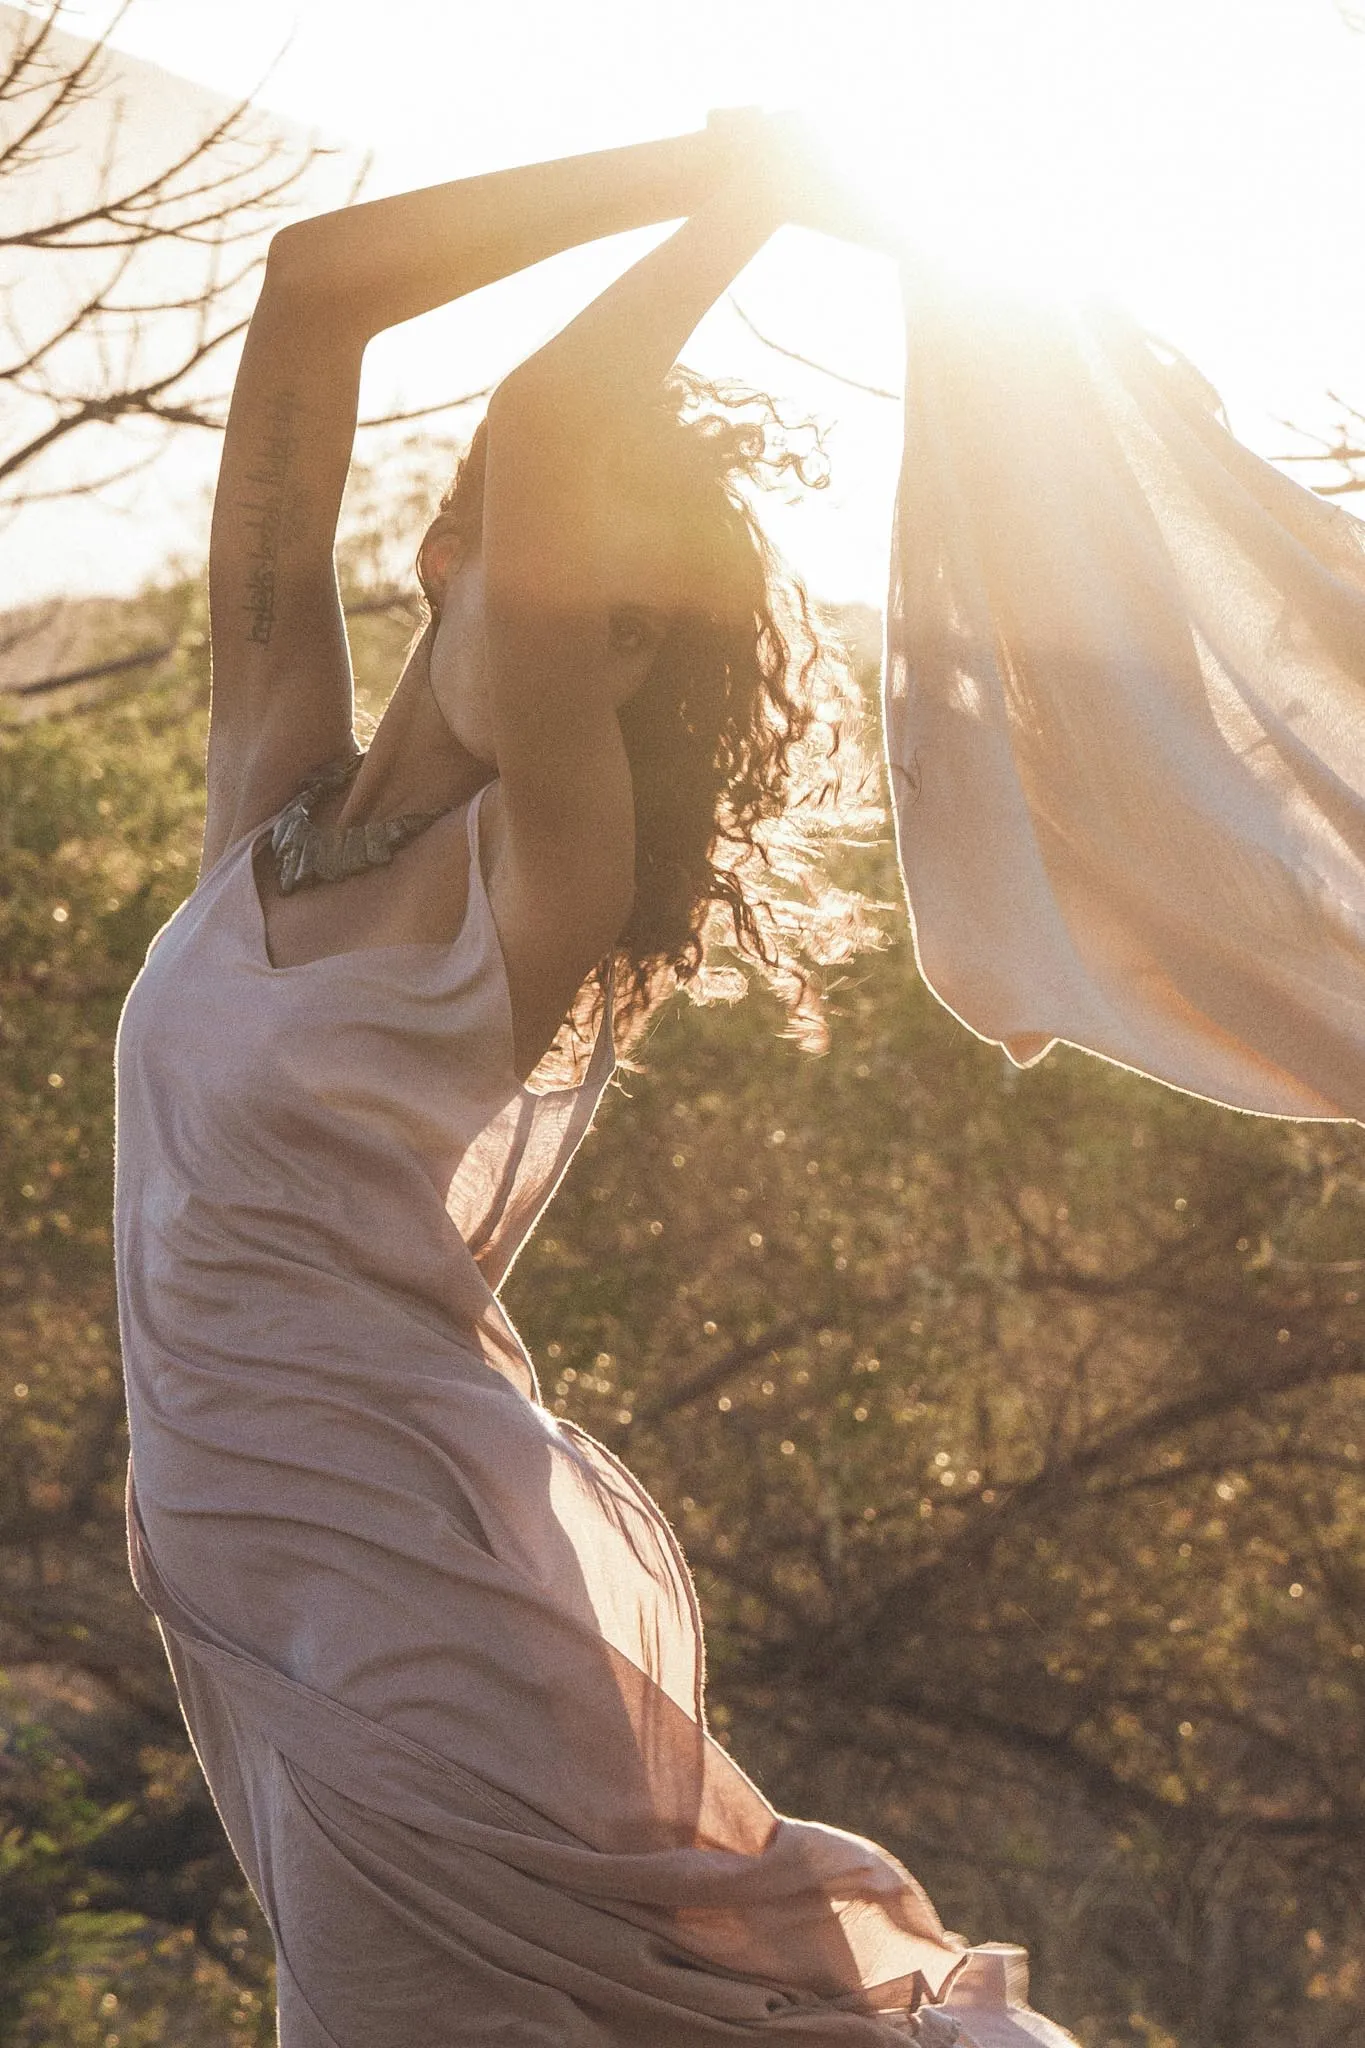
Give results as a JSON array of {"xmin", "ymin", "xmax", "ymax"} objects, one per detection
[{"xmin": 884, "ymin": 272, "xmax": 1365, "ymax": 1123}]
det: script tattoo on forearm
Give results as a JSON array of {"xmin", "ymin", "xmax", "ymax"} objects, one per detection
[{"xmin": 240, "ymin": 390, "xmax": 301, "ymax": 647}]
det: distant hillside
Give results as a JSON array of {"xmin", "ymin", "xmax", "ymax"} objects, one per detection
[{"xmin": 0, "ymin": 592, "xmax": 178, "ymax": 713}]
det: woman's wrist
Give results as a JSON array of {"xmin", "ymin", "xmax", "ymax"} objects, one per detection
[
  {"xmin": 699, "ymin": 107, "xmax": 905, "ymax": 257},
  {"xmin": 585, "ymin": 127, "xmax": 715, "ymax": 234}
]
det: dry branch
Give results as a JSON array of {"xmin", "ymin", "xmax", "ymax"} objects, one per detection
[{"xmin": 0, "ymin": 2, "xmax": 334, "ymax": 510}]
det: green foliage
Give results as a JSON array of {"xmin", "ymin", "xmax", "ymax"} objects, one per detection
[
  {"xmin": 2, "ymin": 587, "xmax": 1363, "ymax": 2045},
  {"xmin": 0, "ymin": 1687, "xmax": 133, "ymax": 2026},
  {"xmin": 1, "ymin": 628, "xmax": 276, "ymax": 2045},
  {"xmin": 505, "ymin": 934, "xmax": 1365, "ymax": 2040}
]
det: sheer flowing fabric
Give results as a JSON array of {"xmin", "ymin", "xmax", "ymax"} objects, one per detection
[{"xmin": 885, "ymin": 271, "xmax": 1365, "ymax": 1122}]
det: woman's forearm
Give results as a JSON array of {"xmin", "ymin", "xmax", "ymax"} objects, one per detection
[
  {"xmin": 493, "ymin": 184, "xmax": 782, "ymax": 431},
  {"xmin": 267, "ymin": 130, "xmax": 713, "ymax": 340},
  {"xmin": 478, "ymin": 184, "xmax": 783, "ymax": 625}
]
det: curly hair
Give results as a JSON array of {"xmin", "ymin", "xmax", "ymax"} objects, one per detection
[{"xmin": 416, "ymin": 366, "xmax": 882, "ymax": 1058}]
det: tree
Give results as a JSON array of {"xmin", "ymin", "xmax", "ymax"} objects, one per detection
[
  {"xmin": 516, "ymin": 962, "xmax": 1365, "ymax": 2044},
  {"xmin": 0, "ymin": 2, "xmax": 329, "ymax": 529},
  {"xmin": 1276, "ymin": 395, "xmax": 1365, "ymax": 500},
  {"xmin": 0, "ymin": 601, "xmax": 274, "ymax": 2044}
]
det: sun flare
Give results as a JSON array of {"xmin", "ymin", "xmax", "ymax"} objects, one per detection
[
  {"xmin": 808, "ymin": 10, "xmax": 1131, "ymax": 300},
  {"xmin": 28, "ymin": 0, "xmax": 1365, "ymax": 616},
  {"xmin": 796, "ymin": 0, "xmax": 1356, "ymax": 329}
]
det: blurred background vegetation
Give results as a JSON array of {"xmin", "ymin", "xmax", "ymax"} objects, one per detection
[{"xmin": 3, "ymin": 6, "xmax": 1365, "ymax": 2046}]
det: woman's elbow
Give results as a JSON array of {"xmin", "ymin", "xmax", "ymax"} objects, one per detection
[
  {"xmin": 263, "ymin": 222, "xmax": 312, "ymax": 291},
  {"xmin": 262, "ymin": 221, "xmax": 351, "ymax": 309},
  {"xmin": 486, "ymin": 368, "xmax": 609, "ymax": 489}
]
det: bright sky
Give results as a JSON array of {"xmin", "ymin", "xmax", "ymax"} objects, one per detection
[{"xmin": 14, "ymin": 0, "xmax": 1365, "ymax": 611}]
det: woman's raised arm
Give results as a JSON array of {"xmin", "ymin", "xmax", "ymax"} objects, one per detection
[
  {"xmin": 265, "ymin": 132, "xmax": 709, "ymax": 340},
  {"xmin": 466, "ymin": 120, "xmax": 890, "ymax": 1030},
  {"xmin": 202, "ymin": 128, "xmax": 720, "ymax": 872},
  {"xmin": 471, "ymin": 173, "xmax": 796, "ymax": 1027}
]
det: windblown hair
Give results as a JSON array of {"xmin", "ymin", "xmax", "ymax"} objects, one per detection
[{"xmin": 416, "ymin": 366, "xmax": 882, "ymax": 1058}]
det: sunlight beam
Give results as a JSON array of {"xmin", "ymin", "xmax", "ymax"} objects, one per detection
[{"xmin": 796, "ymin": 0, "xmax": 1365, "ymax": 339}]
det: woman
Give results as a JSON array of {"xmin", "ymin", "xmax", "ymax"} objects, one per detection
[{"xmin": 114, "ymin": 114, "xmax": 1075, "ymax": 2045}]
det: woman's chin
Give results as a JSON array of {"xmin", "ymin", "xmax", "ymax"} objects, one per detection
[
  {"xmin": 452, "ymin": 723, "xmax": 499, "ymax": 773},
  {"xmin": 425, "ymin": 682, "xmax": 494, "ymax": 768}
]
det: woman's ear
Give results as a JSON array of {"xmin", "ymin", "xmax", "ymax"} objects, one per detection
[{"xmin": 417, "ymin": 519, "xmax": 463, "ymax": 604}]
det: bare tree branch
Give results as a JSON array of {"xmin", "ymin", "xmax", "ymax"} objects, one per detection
[
  {"xmin": 0, "ymin": 0, "xmax": 337, "ymax": 514},
  {"xmin": 355, "ymin": 384, "xmax": 497, "ymax": 431},
  {"xmin": 727, "ymin": 293, "xmax": 902, "ymax": 401},
  {"xmin": 633, "ymin": 1318, "xmax": 808, "ymax": 1424},
  {"xmin": 1273, "ymin": 394, "xmax": 1365, "ymax": 497},
  {"xmin": 0, "ymin": 440, "xmax": 161, "ymax": 508},
  {"xmin": 0, "ymin": 1, "xmax": 125, "ymax": 182}
]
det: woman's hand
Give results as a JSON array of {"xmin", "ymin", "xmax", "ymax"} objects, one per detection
[{"xmin": 704, "ymin": 106, "xmax": 904, "ymax": 256}]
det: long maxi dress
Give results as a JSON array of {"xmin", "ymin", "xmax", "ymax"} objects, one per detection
[{"xmin": 114, "ymin": 780, "xmax": 1075, "ymax": 2047}]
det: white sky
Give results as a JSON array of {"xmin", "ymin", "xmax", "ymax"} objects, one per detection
[{"xmin": 10, "ymin": 0, "xmax": 1365, "ymax": 610}]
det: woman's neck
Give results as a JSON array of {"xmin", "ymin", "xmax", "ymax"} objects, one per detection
[{"xmin": 339, "ymin": 631, "xmax": 491, "ymax": 826}]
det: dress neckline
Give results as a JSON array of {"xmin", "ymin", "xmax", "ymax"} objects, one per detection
[
  {"xmin": 235, "ymin": 784, "xmax": 615, "ymax": 1101},
  {"xmin": 245, "ymin": 785, "xmax": 489, "ymax": 980}
]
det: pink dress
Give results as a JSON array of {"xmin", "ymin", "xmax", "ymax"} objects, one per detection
[{"xmin": 113, "ymin": 783, "xmax": 1072, "ymax": 2046}]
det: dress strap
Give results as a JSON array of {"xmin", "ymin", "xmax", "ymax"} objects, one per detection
[
  {"xmin": 465, "ymin": 778, "xmax": 492, "ymax": 868},
  {"xmin": 444, "ymin": 782, "xmax": 617, "ymax": 1289}
]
